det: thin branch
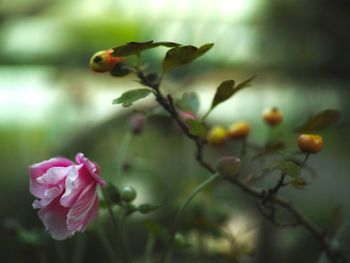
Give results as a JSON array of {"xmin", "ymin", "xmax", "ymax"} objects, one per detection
[{"xmin": 135, "ymin": 70, "xmax": 344, "ymax": 263}]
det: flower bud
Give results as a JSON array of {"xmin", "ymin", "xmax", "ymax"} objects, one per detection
[
  {"xmin": 138, "ymin": 203, "xmax": 159, "ymax": 214},
  {"xmin": 207, "ymin": 126, "xmax": 227, "ymax": 145},
  {"xmin": 129, "ymin": 113, "xmax": 147, "ymax": 135},
  {"xmin": 297, "ymin": 134, "xmax": 323, "ymax": 154},
  {"xmin": 178, "ymin": 111, "xmax": 196, "ymax": 122},
  {"xmin": 121, "ymin": 186, "xmax": 137, "ymax": 202},
  {"xmin": 227, "ymin": 121, "xmax": 250, "ymax": 139},
  {"xmin": 262, "ymin": 107, "xmax": 283, "ymax": 126},
  {"xmin": 89, "ymin": 49, "xmax": 125, "ymax": 73},
  {"xmin": 215, "ymin": 156, "xmax": 241, "ymax": 178}
]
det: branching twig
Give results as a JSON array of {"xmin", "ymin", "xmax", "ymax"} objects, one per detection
[{"xmin": 136, "ymin": 70, "xmax": 344, "ymax": 263}]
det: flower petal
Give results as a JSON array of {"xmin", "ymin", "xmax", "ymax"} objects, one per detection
[
  {"xmin": 36, "ymin": 166, "xmax": 71, "ymax": 185},
  {"xmin": 29, "ymin": 157, "xmax": 73, "ymax": 198},
  {"xmin": 60, "ymin": 164, "xmax": 93, "ymax": 208},
  {"xmin": 66, "ymin": 182, "xmax": 98, "ymax": 232},
  {"xmin": 33, "ymin": 186, "xmax": 64, "ymax": 209},
  {"xmin": 37, "ymin": 198, "xmax": 73, "ymax": 240},
  {"xmin": 75, "ymin": 153, "xmax": 106, "ymax": 186}
]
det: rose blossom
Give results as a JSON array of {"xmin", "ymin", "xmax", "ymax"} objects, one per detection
[{"xmin": 29, "ymin": 153, "xmax": 106, "ymax": 240}]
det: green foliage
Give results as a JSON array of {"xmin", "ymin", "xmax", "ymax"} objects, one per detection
[
  {"xmin": 176, "ymin": 92, "xmax": 200, "ymax": 114},
  {"xmin": 186, "ymin": 119, "xmax": 207, "ymax": 137},
  {"xmin": 162, "ymin": 43, "xmax": 214, "ymax": 72},
  {"xmin": 112, "ymin": 41, "xmax": 180, "ymax": 57},
  {"xmin": 211, "ymin": 80, "xmax": 235, "ymax": 109},
  {"xmin": 295, "ymin": 109, "xmax": 340, "ymax": 133},
  {"xmin": 278, "ymin": 160, "xmax": 301, "ymax": 179},
  {"xmin": 203, "ymin": 76, "xmax": 255, "ymax": 120},
  {"xmin": 137, "ymin": 203, "xmax": 159, "ymax": 214},
  {"xmin": 113, "ymin": 89, "xmax": 152, "ymax": 107}
]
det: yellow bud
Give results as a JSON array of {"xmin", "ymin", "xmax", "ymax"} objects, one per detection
[{"xmin": 207, "ymin": 126, "xmax": 227, "ymax": 145}]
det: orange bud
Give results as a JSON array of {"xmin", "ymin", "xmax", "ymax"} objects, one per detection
[
  {"xmin": 262, "ymin": 107, "xmax": 283, "ymax": 126},
  {"xmin": 297, "ymin": 134, "xmax": 324, "ymax": 154},
  {"xmin": 227, "ymin": 121, "xmax": 250, "ymax": 139},
  {"xmin": 89, "ymin": 49, "xmax": 125, "ymax": 73}
]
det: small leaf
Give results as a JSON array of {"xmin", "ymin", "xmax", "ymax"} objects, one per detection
[
  {"xmin": 290, "ymin": 178, "xmax": 308, "ymax": 189},
  {"xmin": 211, "ymin": 76, "xmax": 255, "ymax": 110},
  {"xmin": 162, "ymin": 43, "xmax": 214, "ymax": 72},
  {"xmin": 234, "ymin": 75, "xmax": 256, "ymax": 92},
  {"xmin": 112, "ymin": 41, "xmax": 180, "ymax": 57},
  {"xmin": 196, "ymin": 43, "xmax": 215, "ymax": 57},
  {"xmin": 295, "ymin": 109, "xmax": 340, "ymax": 133},
  {"xmin": 278, "ymin": 160, "xmax": 301, "ymax": 179},
  {"xmin": 176, "ymin": 92, "xmax": 200, "ymax": 114},
  {"xmin": 138, "ymin": 203, "xmax": 159, "ymax": 214},
  {"xmin": 186, "ymin": 119, "xmax": 207, "ymax": 137},
  {"xmin": 113, "ymin": 89, "xmax": 152, "ymax": 107},
  {"xmin": 211, "ymin": 80, "xmax": 235, "ymax": 109},
  {"xmin": 203, "ymin": 76, "xmax": 255, "ymax": 121}
]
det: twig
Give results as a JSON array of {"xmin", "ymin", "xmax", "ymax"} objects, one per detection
[{"xmin": 135, "ymin": 70, "xmax": 344, "ymax": 263}]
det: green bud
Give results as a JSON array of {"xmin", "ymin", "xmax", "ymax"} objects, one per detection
[
  {"xmin": 121, "ymin": 186, "xmax": 137, "ymax": 202},
  {"xmin": 138, "ymin": 203, "xmax": 159, "ymax": 214},
  {"xmin": 215, "ymin": 156, "xmax": 241, "ymax": 178}
]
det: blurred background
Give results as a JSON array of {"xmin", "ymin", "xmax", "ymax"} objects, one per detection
[{"xmin": 1, "ymin": 0, "xmax": 350, "ymax": 262}]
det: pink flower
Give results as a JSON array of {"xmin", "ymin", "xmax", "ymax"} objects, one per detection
[{"xmin": 29, "ymin": 153, "xmax": 106, "ymax": 240}]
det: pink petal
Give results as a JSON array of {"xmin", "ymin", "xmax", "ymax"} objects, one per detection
[
  {"xmin": 36, "ymin": 166, "xmax": 71, "ymax": 186},
  {"xmin": 83, "ymin": 195, "xmax": 99, "ymax": 229},
  {"xmin": 75, "ymin": 153, "xmax": 106, "ymax": 186},
  {"xmin": 66, "ymin": 182, "xmax": 98, "ymax": 232},
  {"xmin": 60, "ymin": 164, "xmax": 93, "ymax": 208},
  {"xmin": 33, "ymin": 186, "xmax": 64, "ymax": 209},
  {"xmin": 37, "ymin": 197, "xmax": 73, "ymax": 240},
  {"xmin": 29, "ymin": 157, "xmax": 73, "ymax": 198}
]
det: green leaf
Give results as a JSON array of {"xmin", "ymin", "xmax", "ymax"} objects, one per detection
[
  {"xmin": 234, "ymin": 75, "xmax": 256, "ymax": 92},
  {"xmin": 212, "ymin": 76, "xmax": 255, "ymax": 110},
  {"xmin": 162, "ymin": 43, "xmax": 214, "ymax": 72},
  {"xmin": 186, "ymin": 119, "xmax": 207, "ymax": 137},
  {"xmin": 202, "ymin": 76, "xmax": 255, "ymax": 121},
  {"xmin": 113, "ymin": 89, "xmax": 152, "ymax": 107},
  {"xmin": 176, "ymin": 92, "xmax": 200, "ymax": 114},
  {"xmin": 278, "ymin": 160, "xmax": 301, "ymax": 179},
  {"xmin": 295, "ymin": 109, "xmax": 340, "ymax": 133},
  {"xmin": 112, "ymin": 41, "xmax": 180, "ymax": 57},
  {"xmin": 210, "ymin": 80, "xmax": 235, "ymax": 109},
  {"xmin": 138, "ymin": 203, "xmax": 159, "ymax": 214},
  {"xmin": 196, "ymin": 43, "xmax": 215, "ymax": 57}
]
